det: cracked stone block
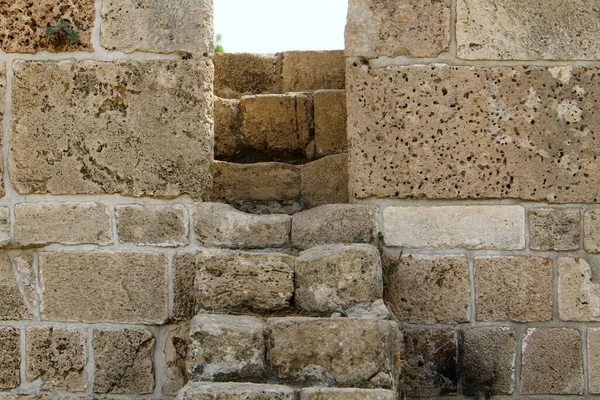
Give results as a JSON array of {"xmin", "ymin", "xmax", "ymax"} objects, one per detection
[
  {"xmin": 0, "ymin": 253, "xmax": 32, "ymax": 320},
  {"xmin": 26, "ymin": 326, "xmax": 87, "ymax": 391},
  {"xmin": 301, "ymin": 154, "xmax": 349, "ymax": 208},
  {"xmin": 529, "ymin": 208, "xmax": 581, "ymax": 251},
  {"xmin": 282, "ymin": 51, "xmax": 345, "ymax": 92},
  {"xmin": 14, "ymin": 202, "xmax": 112, "ymax": 246},
  {"xmin": 0, "ymin": 327, "xmax": 20, "ymax": 389},
  {"xmin": 588, "ymin": 328, "xmax": 600, "ymax": 393},
  {"xmin": 475, "ymin": 257, "xmax": 553, "ymax": 322},
  {"xmin": 177, "ymin": 382, "xmax": 295, "ymax": 400},
  {"xmin": 521, "ymin": 328, "xmax": 583, "ymax": 394},
  {"xmin": 172, "ymin": 253, "xmax": 196, "ymax": 321},
  {"xmin": 585, "ymin": 210, "xmax": 600, "ymax": 253},
  {"xmin": 10, "ymin": 60, "xmax": 213, "ymax": 199},
  {"xmin": 558, "ymin": 257, "xmax": 600, "ymax": 321},
  {"xmin": 214, "ymin": 53, "xmax": 283, "ymax": 99},
  {"xmin": 39, "ymin": 251, "xmax": 168, "ymax": 324},
  {"xmin": 314, "ymin": 90, "xmax": 347, "ymax": 158},
  {"xmin": 93, "ymin": 328, "xmax": 155, "ymax": 394},
  {"xmin": 348, "ymin": 64, "xmax": 600, "ymax": 203},
  {"xmin": 300, "ymin": 387, "xmax": 395, "ymax": 399},
  {"xmin": 215, "ymin": 97, "xmax": 239, "ymax": 160},
  {"xmin": 163, "ymin": 323, "xmax": 189, "ymax": 396},
  {"xmin": 116, "ymin": 204, "xmax": 188, "ymax": 247}
]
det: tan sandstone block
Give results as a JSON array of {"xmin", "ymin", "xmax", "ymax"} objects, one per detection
[
  {"xmin": 0, "ymin": 327, "xmax": 20, "ymax": 389},
  {"xmin": 314, "ymin": 90, "xmax": 347, "ymax": 157},
  {"xmin": 116, "ymin": 204, "xmax": 188, "ymax": 247},
  {"xmin": 0, "ymin": 207, "xmax": 10, "ymax": 245},
  {"xmin": 39, "ymin": 251, "xmax": 168, "ymax": 324},
  {"xmin": 163, "ymin": 323, "xmax": 189, "ymax": 396},
  {"xmin": 348, "ymin": 64, "xmax": 600, "ymax": 203},
  {"xmin": 10, "ymin": 60, "xmax": 213, "ymax": 199},
  {"xmin": 588, "ymin": 328, "xmax": 600, "ymax": 393},
  {"xmin": 301, "ymin": 154, "xmax": 349, "ymax": 208},
  {"xmin": 585, "ymin": 210, "xmax": 600, "ymax": 253},
  {"xmin": 281, "ymin": 51, "xmax": 345, "ymax": 92},
  {"xmin": 172, "ymin": 253, "xmax": 196, "ymax": 321},
  {"xmin": 0, "ymin": 63, "xmax": 4, "ymax": 197},
  {"xmin": 0, "ymin": 253, "xmax": 32, "ymax": 320},
  {"xmin": 215, "ymin": 97, "xmax": 239, "ymax": 159},
  {"xmin": 529, "ymin": 208, "xmax": 580, "ymax": 251},
  {"xmin": 558, "ymin": 257, "xmax": 600, "ymax": 321},
  {"xmin": 300, "ymin": 388, "xmax": 395, "ymax": 399},
  {"xmin": 475, "ymin": 257, "xmax": 553, "ymax": 322},
  {"xmin": 177, "ymin": 382, "xmax": 295, "ymax": 400},
  {"xmin": 214, "ymin": 53, "xmax": 283, "ymax": 99}
]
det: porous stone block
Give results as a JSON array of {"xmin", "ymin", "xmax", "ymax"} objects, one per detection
[
  {"xmin": 462, "ymin": 327, "xmax": 516, "ymax": 396},
  {"xmin": 14, "ymin": 202, "xmax": 112, "ymax": 246},
  {"xmin": 214, "ymin": 53, "xmax": 283, "ymax": 99},
  {"xmin": 529, "ymin": 208, "xmax": 580, "ymax": 251},
  {"xmin": 385, "ymin": 255, "xmax": 470, "ymax": 324},
  {"xmin": 0, "ymin": 327, "xmax": 20, "ymax": 389},
  {"xmin": 521, "ymin": 328, "xmax": 583, "ymax": 394},
  {"xmin": 215, "ymin": 97, "xmax": 239, "ymax": 159},
  {"xmin": 163, "ymin": 324, "xmax": 188, "ymax": 396},
  {"xmin": 300, "ymin": 387, "xmax": 395, "ymax": 399},
  {"xmin": 585, "ymin": 210, "xmax": 600, "ymax": 253},
  {"xmin": 348, "ymin": 64, "xmax": 600, "ymax": 203},
  {"xmin": 457, "ymin": 0, "xmax": 600, "ymax": 60},
  {"xmin": 26, "ymin": 326, "xmax": 87, "ymax": 391},
  {"xmin": 0, "ymin": 253, "xmax": 32, "ymax": 320},
  {"xmin": 194, "ymin": 250, "xmax": 295, "ymax": 311},
  {"xmin": 10, "ymin": 60, "xmax": 213, "ymax": 199},
  {"xmin": 194, "ymin": 203, "xmax": 291, "ymax": 249},
  {"xmin": 475, "ymin": 257, "xmax": 553, "ymax": 322},
  {"xmin": 346, "ymin": 0, "xmax": 451, "ymax": 58},
  {"xmin": 0, "ymin": 207, "xmax": 10, "ymax": 245},
  {"xmin": 177, "ymin": 382, "xmax": 295, "ymax": 400},
  {"xmin": 0, "ymin": 0, "xmax": 94, "ymax": 53},
  {"xmin": 383, "ymin": 206, "xmax": 525, "ymax": 249},
  {"xmin": 281, "ymin": 51, "xmax": 345, "ymax": 92},
  {"xmin": 187, "ymin": 314, "xmax": 266, "ymax": 381},
  {"xmin": 116, "ymin": 204, "xmax": 188, "ymax": 247},
  {"xmin": 588, "ymin": 328, "xmax": 600, "ymax": 393},
  {"xmin": 172, "ymin": 253, "xmax": 196, "ymax": 321},
  {"xmin": 291, "ymin": 204, "xmax": 378, "ymax": 250},
  {"xmin": 558, "ymin": 257, "xmax": 600, "ymax": 321},
  {"xmin": 314, "ymin": 90, "xmax": 347, "ymax": 157},
  {"xmin": 295, "ymin": 244, "xmax": 383, "ymax": 313},
  {"xmin": 0, "ymin": 63, "xmax": 4, "ymax": 197},
  {"xmin": 39, "ymin": 251, "xmax": 168, "ymax": 324},
  {"xmin": 93, "ymin": 328, "xmax": 155, "ymax": 394},
  {"xmin": 301, "ymin": 154, "xmax": 349, "ymax": 208}
]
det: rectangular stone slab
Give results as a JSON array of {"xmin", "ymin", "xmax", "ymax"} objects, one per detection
[{"xmin": 0, "ymin": 62, "xmax": 5, "ymax": 197}]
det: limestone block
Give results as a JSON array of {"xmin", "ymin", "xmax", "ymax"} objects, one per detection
[
  {"xmin": 300, "ymin": 388, "xmax": 395, "ymax": 399},
  {"xmin": 215, "ymin": 98, "xmax": 239, "ymax": 159},
  {"xmin": 214, "ymin": 53, "xmax": 283, "ymax": 99},
  {"xmin": 187, "ymin": 314, "xmax": 266, "ymax": 381},
  {"xmin": 301, "ymin": 154, "xmax": 349, "ymax": 208},
  {"xmin": 291, "ymin": 204, "xmax": 378, "ymax": 250},
  {"xmin": 521, "ymin": 328, "xmax": 583, "ymax": 394},
  {"xmin": 177, "ymin": 382, "xmax": 295, "ymax": 400},
  {"xmin": 529, "ymin": 208, "xmax": 580, "ymax": 251},
  {"xmin": 116, "ymin": 204, "xmax": 188, "ymax": 247},
  {"xmin": 475, "ymin": 257, "xmax": 553, "ymax": 322},
  {"xmin": 558, "ymin": 257, "xmax": 600, "ymax": 321},
  {"xmin": 172, "ymin": 253, "xmax": 197, "ymax": 321},
  {"xmin": 457, "ymin": 0, "xmax": 600, "ymax": 60},
  {"xmin": 348, "ymin": 64, "xmax": 600, "ymax": 203},
  {"xmin": 163, "ymin": 324, "xmax": 189, "ymax": 396},
  {"xmin": 588, "ymin": 328, "xmax": 600, "ymax": 393},
  {"xmin": 101, "ymin": 0, "xmax": 212, "ymax": 54},
  {"xmin": 26, "ymin": 327, "xmax": 87, "ymax": 391},
  {"xmin": 585, "ymin": 210, "xmax": 600, "ymax": 253},
  {"xmin": 314, "ymin": 90, "xmax": 347, "ymax": 157},
  {"xmin": 0, "ymin": 63, "xmax": 4, "ymax": 197},
  {"xmin": 462, "ymin": 327, "xmax": 516, "ymax": 396},
  {"xmin": 39, "ymin": 251, "xmax": 168, "ymax": 324},
  {"xmin": 12, "ymin": 254, "xmax": 36, "ymax": 313},
  {"xmin": 15, "ymin": 202, "xmax": 112, "ymax": 246},
  {"xmin": 295, "ymin": 244, "xmax": 383, "ymax": 313},
  {"xmin": 194, "ymin": 203, "xmax": 291, "ymax": 249},
  {"xmin": 0, "ymin": 207, "xmax": 10, "ymax": 246},
  {"xmin": 0, "ymin": 253, "xmax": 33, "ymax": 320},
  {"xmin": 282, "ymin": 51, "xmax": 345, "ymax": 92},
  {"xmin": 0, "ymin": 0, "xmax": 94, "ymax": 53},
  {"xmin": 345, "ymin": 299, "xmax": 392, "ymax": 320},
  {"xmin": 0, "ymin": 327, "xmax": 20, "ymax": 389},
  {"xmin": 383, "ymin": 206, "xmax": 525, "ymax": 249},
  {"xmin": 385, "ymin": 255, "xmax": 470, "ymax": 324},
  {"xmin": 10, "ymin": 60, "xmax": 213, "ymax": 199}
]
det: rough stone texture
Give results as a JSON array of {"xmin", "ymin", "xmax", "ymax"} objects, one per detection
[
  {"xmin": 348, "ymin": 64, "xmax": 600, "ymax": 203},
  {"xmin": 195, "ymin": 203, "xmax": 291, "ymax": 249},
  {"xmin": 345, "ymin": 299, "xmax": 392, "ymax": 320},
  {"xmin": 521, "ymin": 328, "xmax": 583, "ymax": 394},
  {"xmin": 457, "ymin": 0, "xmax": 600, "ymax": 60},
  {"xmin": 10, "ymin": 60, "xmax": 213, "ymax": 199},
  {"xmin": 116, "ymin": 204, "xmax": 188, "ymax": 247},
  {"xmin": 588, "ymin": 328, "xmax": 600, "ymax": 393},
  {"xmin": 314, "ymin": 90, "xmax": 347, "ymax": 157},
  {"xmin": 267, "ymin": 317, "xmax": 400, "ymax": 388},
  {"xmin": 402, "ymin": 329, "xmax": 457, "ymax": 397},
  {"xmin": 215, "ymin": 97, "xmax": 239, "ymax": 160},
  {"xmin": 26, "ymin": 327, "xmax": 87, "ymax": 391},
  {"xmin": 172, "ymin": 253, "xmax": 197, "ymax": 321},
  {"xmin": 558, "ymin": 257, "xmax": 600, "ymax": 321},
  {"xmin": 300, "ymin": 388, "xmax": 395, "ymax": 399},
  {"xmin": 475, "ymin": 257, "xmax": 553, "ymax": 322},
  {"xmin": 462, "ymin": 327, "xmax": 516, "ymax": 396},
  {"xmin": 101, "ymin": 0, "xmax": 212, "ymax": 54},
  {"xmin": 0, "ymin": 397, "xmax": 50, "ymax": 400},
  {"xmin": 295, "ymin": 244, "xmax": 383, "ymax": 313},
  {"xmin": 163, "ymin": 324, "xmax": 189, "ymax": 396},
  {"xmin": 0, "ymin": 63, "xmax": 4, "ymax": 197},
  {"xmin": 585, "ymin": 210, "xmax": 600, "ymax": 253},
  {"xmin": 0, "ymin": 0, "xmax": 94, "ymax": 53},
  {"xmin": 529, "ymin": 208, "xmax": 581, "ymax": 251},
  {"xmin": 0, "ymin": 207, "xmax": 10, "ymax": 245},
  {"xmin": 385, "ymin": 255, "xmax": 470, "ymax": 324},
  {"xmin": 14, "ymin": 202, "xmax": 112, "ymax": 246},
  {"xmin": 282, "ymin": 51, "xmax": 345, "ymax": 92},
  {"xmin": 291, "ymin": 204, "xmax": 378, "ymax": 250},
  {"xmin": 187, "ymin": 314, "xmax": 266, "ymax": 381},
  {"xmin": 0, "ymin": 327, "xmax": 20, "ymax": 389},
  {"xmin": 346, "ymin": 0, "xmax": 451, "ymax": 58},
  {"xmin": 39, "ymin": 251, "xmax": 168, "ymax": 324},
  {"xmin": 214, "ymin": 53, "xmax": 283, "ymax": 99},
  {"xmin": 177, "ymin": 382, "xmax": 295, "ymax": 400},
  {"xmin": 93, "ymin": 328, "xmax": 155, "ymax": 394},
  {"xmin": 0, "ymin": 253, "xmax": 32, "ymax": 320},
  {"xmin": 301, "ymin": 154, "xmax": 349, "ymax": 208},
  {"xmin": 195, "ymin": 250, "xmax": 295, "ymax": 311},
  {"xmin": 12, "ymin": 254, "xmax": 36, "ymax": 314}
]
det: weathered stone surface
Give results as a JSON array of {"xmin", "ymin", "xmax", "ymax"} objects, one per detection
[
  {"xmin": 163, "ymin": 324, "xmax": 189, "ymax": 396},
  {"xmin": 15, "ymin": 202, "xmax": 112, "ymax": 246},
  {"xmin": 291, "ymin": 204, "xmax": 378, "ymax": 250},
  {"xmin": 187, "ymin": 314, "xmax": 266, "ymax": 381},
  {"xmin": 116, "ymin": 204, "xmax": 188, "ymax": 247},
  {"xmin": 39, "ymin": 251, "xmax": 168, "ymax": 324},
  {"xmin": 172, "ymin": 253, "xmax": 196, "ymax": 321},
  {"xmin": 585, "ymin": 210, "xmax": 600, "ymax": 253},
  {"xmin": 214, "ymin": 53, "xmax": 283, "ymax": 99},
  {"xmin": 348, "ymin": 64, "xmax": 600, "ymax": 203},
  {"xmin": 0, "ymin": 397, "xmax": 50, "ymax": 400},
  {"xmin": 300, "ymin": 387, "xmax": 395, "ymax": 399},
  {"xmin": 195, "ymin": 203, "xmax": 291, "ymax": 249},
  {"xmin": 314, "ymin": 90, "xmax": 347, "ymax": 157},
  {"xmin": 10, "ymin": 60, "xmax": 213, "ymax": 199},
  {"xmin": 296, "ymin": 244, "xmax": 382, "ymax": 313},
  {"xmin": 588, "ymin": 328, "xmax": 600, "ymax": 393},
  {"xmin": 0, "ymin": 63, "xmax": 4, "ymax": 197},
  {"xmin": 267, "ymin": 317, "xmax": 399, "ymax": 388},
  {"xmin": 301, "ymin": 154, "xmax": 349, "ymax": 208},
  {"xmin": 475, "ymin": 257, "xmax": 553, "ymax": 322},
  {"xmin": 282, "ymin": 51, "xmax": 345, "ymax": 92},
  {"xmin": 93, "ymin": 328, "xmax": 155, "ymax": 394},
  {"xmin": 0, "ymin": 327, "xmax": 20, "ymax": 389},
  {"xmin": 345, "ymin": 299, "xmax": 392, "ymax": 320},
  {"xmin": 0, "ymin": 253, "xmax": 32, "ymax": 320},
  {"xmin": 385, "ymin": 255, "xmax": 470, "ymax": 324},
  {"xmin": 26, "ymin": 327, "xmax": 87, "ymax": 391},
  {"xmin": 12, "ymin": 254, "xmax": 36, "ymax": 313},
  {"xmin": 383, "ymin": 205, "xmax": 525, "ymax": 249},
  {"xmin": 462, "ymin": 327, "xmax": 516, "ymax": 396},
  {"xmin": 558, "ymin": 257, "xmax": 600, "ymax": 321},
  {"xmin": 215, "ymin": 97, "xmax": 239, "ymax": 160},
  {"xmin": 195, "ymin": 250, "xmax": 295, "ymax": 311},
  {"xmin": 529, "ymin": 208, "xmax": 580, "ymax": 250},
  {"xmin": 177, "ymin": 382, "xmax": 295, "ymax": 400},
  {"xmin": 521, "ymin": 328, "xmax": 583, "ymax": 394},
  {"xmin": 457, "ymin": 0, "xmax": 600, "ymax": 60},
  {"xmin": 0, "ymin": 207, "xmax": 10, "ymax": 245}
]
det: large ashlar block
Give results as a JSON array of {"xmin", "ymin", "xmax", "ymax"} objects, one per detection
[
  {"xmin": 10, "ymin": 60, "xmax": 213, "ymax": 199},
  {"xmin": 558, "ymin": 257, "xmax": 600, "ymax": 321},
  {"xmin": 457, "ymin": 0, "xmax": 600, "ymax": 60},
  {"xmin": 0, "ymin": 327, "xmax": 20, "ymax": 389},
  {"xmin": 116, "ymin": 204, "xmax": 188, "ymax": 247},
  {"xmin": 177, "ymin": 382, "xmax": 295, "ymax": 400},
  {"xmin": 0, "ymin": 253, "xmax": 33, "ymax": 320},
  {"xmin": 348, "ymin": 64, "xmax": 600, "ymax": 203},
  {"xmin": 214, "ymin": 53, "xmax": 283, "ymax": 99},
  {"xmin": 300, "ymin": 388, "xmax": 395, "ymax": 399},
  {"xmin": 282, "ymin": 51, "xmax": 345, "ymax": 92}
]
